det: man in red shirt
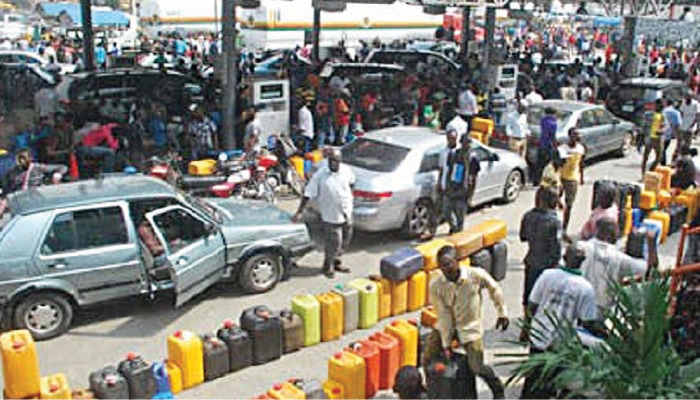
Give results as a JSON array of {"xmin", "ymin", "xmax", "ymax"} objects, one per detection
[{"xmin": 79, "ymin": 123, "xmax": 119, "ymax": 173}]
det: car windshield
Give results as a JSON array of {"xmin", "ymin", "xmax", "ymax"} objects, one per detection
[
  {"xmin": 342, "ymin": 138, "xmax": 410, "ymax": 172},
  {"xmin": 617, "ymin": 86, "xmax": 658, "ymax": 102},
  {"xmin": 527, "ymin": 106, "xmax": 572, "ymax": 126},
  {"xmin": 177, "ymin": 192, "xmax": 222, "ymax": 224}
]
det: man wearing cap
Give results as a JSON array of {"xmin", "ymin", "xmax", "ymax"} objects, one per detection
[
  {"xmin": 505, "ymin": 99, "xmax": 529, "ymax": 158},
  {"xmin": 293, "ymin": 148, "xmax": 355, "ymax": 278}
]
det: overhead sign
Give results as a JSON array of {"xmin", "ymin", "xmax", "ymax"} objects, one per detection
[
  {"xmin": 313, "ymin": 0, "xmax": 347, "ymax": 12},
  {"xmin": 236, "ymin": 0, "xmax": 261, "ymax": 9},
  {"xmin": 422, "ymin": 0, "xmax": 508, "ymax": 7},
  {"xmin": 344, "ymin": 0, "xmax": 395, "ymax": 3},
  {"xmin": 423, "ymin": 4, "xmax": 446, "ymax": 14}
]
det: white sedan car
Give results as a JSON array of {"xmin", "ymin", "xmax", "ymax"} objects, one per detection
[{"xmin": 0, "ymin": 50, "xmax": 77, "ymax": 75}]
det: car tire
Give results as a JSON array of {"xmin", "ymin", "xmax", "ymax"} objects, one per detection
[
  {"xmin": 13, "ymin": 292, "xmax": 73, "ymax": 341},
  {"xmin": 617, "ymin": 131, "xmax": 633, "ymax": 157},
  {"xmin": 502, "ymin": 170, "xmax": 523, "ymax": 203},
  {"xmin": 239, "ymin": 253, "xmax": 282, "ymax": 294},
  {"xmin": 403, "ymin": 199, "xmax": 434, "ymax": 239}
]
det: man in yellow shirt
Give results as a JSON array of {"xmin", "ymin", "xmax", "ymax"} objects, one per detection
[
  {"xmin": 558, "ymin": 128, "xmax": 586, "ymax": 241},
  {"xmin": 425, "ymin": 246, "xmax": 509, "ymax": 399},
  {"xmin": 642, "ymin": 99, "xmax": 665, "ymax": 178}
]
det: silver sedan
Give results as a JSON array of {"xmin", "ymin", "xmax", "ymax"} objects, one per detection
[{"xmin": 342, "ymin": 127, "xmax": 527, "ymax": 238}]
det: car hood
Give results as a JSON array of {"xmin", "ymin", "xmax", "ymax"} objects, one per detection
[{"xmin": 208, "ymin": 198, "xmax": 293, "ymax": 226}]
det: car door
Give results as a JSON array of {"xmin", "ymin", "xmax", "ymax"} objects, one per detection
[
  {"xmin": 34, "ymin": 202, "xmax": 146, "ymax": 305},
  {"xmin": 595, "ymin": 108, "xmax": 621, "ymax": 153},
  {"xmin": 576, "ymin": 109, "xmax": 603, "ymax": 158},
  {"xmin": 145, "ymin": 205, "xmax": 226, "ymax": 307},
  {"xmin": 471, "ymin": 145, "xmax": 503, "ymax": 205},
  {"xmin": 416, "ymin": 146, "xmax": 442, "ymax": 203}
]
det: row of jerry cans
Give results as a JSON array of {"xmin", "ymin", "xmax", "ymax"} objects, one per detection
[
  {"xmin": 288, "ymin": 275, "xmax": 430, "ymax": 351},
  {"xmin": 380, "ymin": 219, "xmax": 508, "ymax": 286},
  {"xmin": 325, "ymin": 319, "xmax": 436, "ymax": 400}
]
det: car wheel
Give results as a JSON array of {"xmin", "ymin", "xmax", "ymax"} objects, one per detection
[
  {"xmin": 13, "ymin": 292, "xmax": 73, "ymax": 341},
  {"xmin": 239, "ymin": 253, "xmax": 282, "ymax": 294},
  {"xmin": 403, "ymin": 200, "xmax": 434, "ymax": 238},
  {"xmin": 502, "ymin": 170, "xmax": 523, "ymax": 203},
  {"xmin": 266, "ymin": 173, "xmax": 281, "ymax": 190},
  {"xmin": 617, "ymin": 131, "xmax": 633, "ymax": 157}
]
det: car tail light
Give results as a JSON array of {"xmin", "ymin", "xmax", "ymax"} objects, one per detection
[
  {"xmin": 353, "ymin": 190, "xmax": 392, "ymax": 202},
  {"xmin": 644, "ymin": 102, "xmax": 655, "ymax": 111}
]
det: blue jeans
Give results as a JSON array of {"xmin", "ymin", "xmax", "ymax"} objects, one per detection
[{"xmin": 80, "ymin": 146, "xmax": 115, "ymax": 173}]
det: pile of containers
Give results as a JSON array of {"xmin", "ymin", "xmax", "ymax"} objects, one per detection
[
  {"xmin": 593, "ymin": 167, "xmax": 698, "ymax": 259},
  {"xmin": 1, "ymin": 218, "xmax": 508, "ymax": 400}
]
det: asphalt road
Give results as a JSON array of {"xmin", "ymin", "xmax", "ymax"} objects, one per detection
[{"xmin": 6, "ymin": 147, "xmax": 686, "ymax": 399}]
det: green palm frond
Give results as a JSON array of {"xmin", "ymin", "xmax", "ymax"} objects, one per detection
[{"xmin": 500, "ymin": 277, "xmax": 700, "ymax": 398}]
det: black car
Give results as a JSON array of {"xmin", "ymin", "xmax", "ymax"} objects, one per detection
[
  {"xmin": 55, "ymin": 69, "xmax": 203, "ymax": 124},
  {"xmin": 607, "ymin": 78, "xmax": 688, "ymax": 128}
]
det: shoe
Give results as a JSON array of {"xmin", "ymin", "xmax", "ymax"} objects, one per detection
[
  {"xmin": 323, "ymin": 268, "xmax": 335, "ymax": 279},
  {"xmin": 335, "ymin": 265, "xmax": 351, "ymax": 273}
]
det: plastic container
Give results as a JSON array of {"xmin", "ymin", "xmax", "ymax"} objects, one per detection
[
  {"xmin": 240, "ymin": 306, "xmax": 284, "ymax": 365},
  {"xmin": 267, "ymin": 382, "xmax": 306, "ymax": 400},
  {"xmin": 201, "ymin": 334, "xmax": 230, "ymax": 381},
  {"xmin": 380, "ymin": 247, "xmax": 424, "ymax": 281},
  {"xmin": 347, "ymin": 279, "xmax": 379, "ymax": 329},
  {"xmin": 306, "ymin": 150, "xmax": 324, "ymax": 165},
  {"xmin": 167, "ymin": 330, "xmax": 204, "ymax": 389},
  {"xmin": 346, "ymin": 341, "xmax": 381, "ymax": 399},
  {"xmin": 390, "ymin": 280, "xmax": 408, "ymax": 316},
  {"xmin": 407, "ymin": 271, "xmax": 427, "ymax": 311},
  {"xmin": 658, "ymin": 190, "xmax": 672, "ymax": 208},
  {"xmin": 654, "ymin": 166, "xmax": 673, "ymax": 191},
  {"xmin": 470, "ymin": 248, "xmax": 493, "ymax": 275},
  {"xmin": 332, "ymin": 284, "xmax": 360, "ymax": 334},
  {"xmin": 117, "ymin": 353, "xmax": 158, "ymax": 400},
  {"xmin": 421, "ymin": 306, "xmax": 439, "ymax": 328},
  {"xmin": 39, "ymin": 374, "xmax": 71, "ymax": 400},
  {"xmin": 623, "ymin": 199, "xmax": 634, "ymax": 237},
  {"xmin": 89, "ymin": 366, "xmax": 129, "ymax": 399},
  {"xmin": 385, "ymin": 319, "xmax": 419, "ymax": 367},
  {"xmin": 410, "ymin": 319, "xmax": 434, "ymax": 367},
  {"xmin": 1, "ymin": 329, "xmax": 41, "ymax": 399},
  {"xmin": 368, "ymin": 331, "xmax": 400, "ymax": 391},
  {"xmin": 489, "ymin": 241, "xmax": 508, "ymax": 281},
  {"xmin": 278, "ymin": 309, "xmax": 305, "ymax": 353},
  {"xmin": 369, "ymin": 275, "xmax": 392, "ymax": 320},
  {"xmin": 674, "ymin": 192, "xmax": 697, "ymax": 222},
  {"xmin": 164, "ymin": 361, "xmax": 183, "ymax": 395},
  {"xmin": 290, "ymin": 156, "xmax": 305, "ymax": 179},
  {"xmin": 316, "ymin": 292, "xmax": 344, "ymax": 342},
  {"xmin": 288, "ymin": 378, "xmax": 326, "ymax": 399},
  {"xmin": 447, "ymin": 230, "xmax": 484, "ymax": 260},
  {"xmin": 217, "ymin": 320, "xmax": 254, "ymax": 373},
  {"xmin": 472, "ymin": 219, "xmax": 507, "ymax": 247},
  {"xmin": 188, "ymin": 159, "xmax": 217, "ymax": 176},
  {"xmin": 426, "ymin": 359, "xmax": 460, "ymax": 399},
  {"xmin": 643, "ymin": 171, "xmax": 662, "ymax": 193},
  {"xmin": 291, "ymin": 294, "xmax": 322, "ymax": 347},
  {"xmin": 469, "ymin": 130, "xmax": 485, "ymax": 144},
  {"xmin": 328, "ymin": 351, "xmax": 366, "ymax": 400},
  {"xmin": 151, "ymin": 362, "xmax": 172, "ymax": 398},
  {"xmin": 647, "ymin": 210, "xmax": 670, "ymax": 243},
  {"xmin": 415, "ymin": 239, "xmax": 454, "ymax": 271},
  {"xmin": 322, "ymin": 380, "xmax": 345, "ymax": 400},
  {"xmin": 640, "ymin": 190, "xmax": 657, "ymax": 210},
  {"xmin": 632, "ymin": 208, "xmax": 645, "ymax": 228},
  {"xmin": 472, "ymin": 117, "xmax": 495, "ymax": 136}
]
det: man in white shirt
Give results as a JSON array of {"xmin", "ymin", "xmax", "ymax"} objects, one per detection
[
  {"xmin": 458, "ymin": 83, "xmax": 479, "ymax": 121},
  {"xmin": 293, "ymin": 148, "xmax": 355, "ymax": 278},
  {"xmin": 579, "ymin": 218, "xmax": 657, "ymax": 317},
  {"xmin": 505, "ymin": 100, "xmax": 529, "ymax": 157},
  {"xmin": 679, "ymin": 95, "xmax": 699, "ymax": 148},
  {"xmin": 446, "ymin": 113, "xmax": 468, "ymax": 137},
  {"xmin": 521, "ymin": 243, "xmax": 599, "ymax": 399},
  {"xmin": 297, "ymin": 102, "xmax": 314, "ymax": 152},
  {"xmin": 524, "ymin": 86, "xmax": 544, "ymax": 105},
  {"xmin": 244, "ymin": 107, "xmax": 263, "ymax": 158},
  {"xmin": 662, "ymin": 99, "xmax": 683, "ymax": 164},
  {"xmin": 34, "ymin": 85, "xmax": 58, "ymax": 119}
]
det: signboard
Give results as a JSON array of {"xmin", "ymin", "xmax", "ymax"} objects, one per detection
[
  {"xmin": 343, "ymin": 0, "xmax": 395, "ymax": 3},
  {"xmin": 422, "ymin": 0, "xmax": 508, "ymax": 7},
  {"xmin": 313, "ymin": 0, "xmax": 347, "ymax": 12},
  {"xmin": 236, "ymin": 0, "xmax": 261, "ymax": 9}
]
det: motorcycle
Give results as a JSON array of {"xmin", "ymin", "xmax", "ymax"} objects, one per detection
[
  {"xmin": 209, "ymin": 154, "xmax": 277, "ymax": 203},
  {"xmin": 265, "ymin": 134, "xmax": 304, "ymax": 197}
]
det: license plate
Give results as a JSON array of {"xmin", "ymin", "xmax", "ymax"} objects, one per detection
[{"xmin": 622, "ymin": 105, "xmax": 635, "ymax": 113}]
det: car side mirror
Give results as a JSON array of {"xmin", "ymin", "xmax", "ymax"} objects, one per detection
[
  {"xmin": 204, "ymin": 222, "xmax": 217, "ymax": 235},
  {"xmin": 613, "ymin": 119, "xmax": 620, "ymax": 125}
]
